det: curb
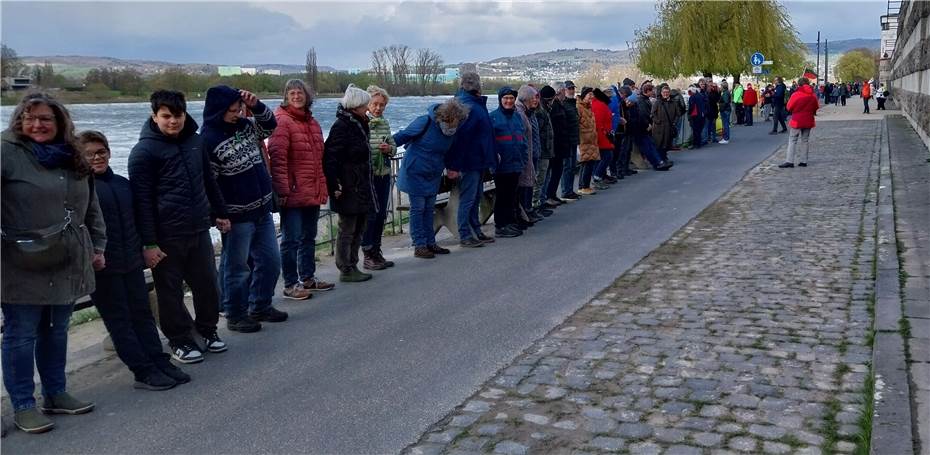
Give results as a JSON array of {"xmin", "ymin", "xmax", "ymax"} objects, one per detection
[{"xmin": 870, "ymin": 117, "xmax": 915, "ymax": 455}]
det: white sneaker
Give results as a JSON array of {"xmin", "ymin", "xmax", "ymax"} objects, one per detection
[{"xmin": 718, "ymin": 139, "xmax": 729, "ymax": 144}]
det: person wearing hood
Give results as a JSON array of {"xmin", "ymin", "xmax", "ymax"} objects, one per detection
[
  {"xmin": 687, "ymin": 85, "xmax": 707, "ymax": 149},
  {"xmin": 742, "ymin": 83, "xmax": 758, "ymax": 126},
  {"xmin": 361, "ymin": 85, "xmax": 399, "ymax": 267},
  {"xmin": 620, "ymin": 86, "xmax": 673, "ymax": 171},
  {"xmin": 128, "ymin": 90, "xmax": 229, "ymax": 364},
  {"xmin": 267, "ymin": 79, "xmax": 334, "ymax": 300},
  {"xmin": 515, "ymin": 85, "xmax": 541, "ymax": 224},
  {"xmin": 201, "ymin": 85, "xmax": 284, "ymax": 334},
  {"xmin": 779, "ymin": 77, "xmax": 819, "ymax": 168},
  {"xmin": 559, "ymin": 80, "xmax": 582, "ymax": 200},
  {"xmin": 534, "ymin": 86, "xmax": 556, "ymax": 216},
  {"xmin": 447, "ymin": 73, "xmax": 496, "ymax": 248},
  {"xmin": 592, "ymin": 88, "xmax": 615, "ymax": 188},
  {"xmin": 576, "ymin": 86, "xmax": 600, "ymax": 195},
  {"xmin": 395, "ymin": 98, "xmax": 470, "ymax": 256},
  {"xmin": 324, "ymin": 85, "xmax": 377, "ymax": 282},
  {"xmin": 544, "ymin": 83, "xmax": 571, "ymax": 207},
  {"xmin": 488, "ymin": 87, "xmax": 526, "ymax": 238},
  {"xmin": 80, "ymin": 130, "xmax": 189, "ymax": 392},
  {"xmin": 718, "ymin": 80, "xmax": 732, "ymax": 144},
  {"xmin": 732, "ymin": 82, "xmax": 745, "ymax": 125}
]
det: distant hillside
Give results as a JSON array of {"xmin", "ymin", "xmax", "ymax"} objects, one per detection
[
  {"xmin": 472, "ymin": 48, "xmax": 634, "ymax": 81},
  {"xmin": 803, "ymin": 38, "xmax": 880, "ymax": 55},
  {"xmin": 18, "ymin": 55, "xmax": 337, "ymax": 78}
]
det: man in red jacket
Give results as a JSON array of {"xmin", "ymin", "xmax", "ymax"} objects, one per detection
[
  {"xmin": 742, "ymin": 84, "xmax": 758, "ymax": 126},
  {"xmin": 779, "ymin": 77, "xmax": 819, "ymax": 168},
  {"xmin": 861, "ymin": 80, "xmax": 872, "ymax": 114}
]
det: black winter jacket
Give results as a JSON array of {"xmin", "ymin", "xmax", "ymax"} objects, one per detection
[
  {"xmin": 547, "ymin": 98, "xmax": 572, "ymax": 158},
  {"xmin": 94, "ymin": 167, "xmax": 144, "ymax": 274},
  {"xmin": 323, "ymin": 106, "xmax": 377, "ymax": 215},
  {"xmin": 562, "ymin": 97, "xmax": 581, "ymax": 147},
  {"xmin": 128, "ymin": 116, "xmax": 227, "ymax": 246}
]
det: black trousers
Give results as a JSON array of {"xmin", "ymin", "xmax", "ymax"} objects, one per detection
[
  {"xmin": 336, "ymin": 213, "xmax": 366, "ymax": 272},
  {"xmin": 617, "ymin": 134, "xmax": 632, "ymax": 175},
  {"xmin": 152, "ymin": 231, "xmax": 220, "ymax": 346},
  {"xmin": 493, "ymin": 172, "xmax": 520, "ymax": 228},
  {"xmin": 735, "ymin": 104, "xmax": 745, "ymax": 124},
  {"xmin": 877, "ymin": 98, "xmax": 886, "ymax": 110},
  {"xmin": 771, "ymin": 105, "xmax": 787, "ymax": 132},
  {"xmin": 92, "ymin": 268, "xmax": 170, "ymax": 377},
  {"xmin": 545, "ymin": 156, "xmax": 564, "ymax": 200}
]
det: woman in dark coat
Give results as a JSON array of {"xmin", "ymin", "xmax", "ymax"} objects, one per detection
[
  {"xmin": 651, "ymin": 85, "xmax": 681, "ymax": 161},
  {"xmin": 1, "ymin": 93, "xmax": 105, "ymax": 433},
  {"xmin": 323, "ymin": 85, "xmax": 377, "ymax": 282}
]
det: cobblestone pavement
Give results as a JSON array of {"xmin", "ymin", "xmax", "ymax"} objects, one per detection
[{"xmin": 405, "ymin": 120, "xmax": 883, "ymax": 455}]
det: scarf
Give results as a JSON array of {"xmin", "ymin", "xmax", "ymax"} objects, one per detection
[
  {"xmin": 32, "ymin": 142, "xmax": 74, "ymax": 170},
  {"xmin": 284, "ymin": 104, "xmax": 309, "ymax": 121}
]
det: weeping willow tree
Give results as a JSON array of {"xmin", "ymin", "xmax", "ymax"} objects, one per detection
[{"xmin": 635, "ymin": 0, "xmax": 806, "ymax": 82}]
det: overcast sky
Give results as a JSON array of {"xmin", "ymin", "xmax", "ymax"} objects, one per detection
[{"xmin": 1, "ymin": 1, "xmax": 886, "ymax": 69}]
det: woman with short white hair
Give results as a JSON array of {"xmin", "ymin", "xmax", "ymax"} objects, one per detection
[
  {"xmin": 361, "ymin": 85, "xmax": 397, "ymax": 271},
  {"xmin": 323, "ymin": 85, "xmax": 376, "ymax": 282}
]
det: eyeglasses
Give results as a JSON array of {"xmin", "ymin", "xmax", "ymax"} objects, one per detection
[
  {"xmin": 83, "ymin": 148, "xmax": 109, "ymax": 160},
  {"xmin": 22, "ymin": 115, "xmax": 55, "ymax": 125}
]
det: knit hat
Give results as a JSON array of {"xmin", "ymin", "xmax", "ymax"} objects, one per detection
[
  {"xmin": 497, "ymin": 86, "xmax": 518, "ymax": 102},
  {"xmin": 579, "ymin": 86, "xmax": 594, "ymax": 99},
  {"xmin": 539, "ymin": 85, "xmax": 556, "ymax": 99}
]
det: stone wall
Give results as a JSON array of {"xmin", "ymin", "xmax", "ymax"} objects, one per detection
[{"xmin": 890, "ymin": 0, "xmax": 930, "ymax": 149}]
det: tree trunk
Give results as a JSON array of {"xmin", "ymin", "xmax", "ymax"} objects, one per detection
[
  {"xmin": 702, "ymin": 71, "xmax": 713, "ymax": 79},
  {"xmin": 733, "ymin": 74, "xmax": 741, "ymax": 85}
]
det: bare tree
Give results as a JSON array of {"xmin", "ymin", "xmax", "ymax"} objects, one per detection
[
  {"xmin": 370, "ymin": 48, "xmax": 390, "ymax": 90},
  {"xmin": 386, "ymin": 45, "xmax": 411, "ymax": 95},
  {"xmin": 1, "ymin": 44, "xmax": 25, "ymax": 78},
  {"xmin": 305, "ymin": 47, "xmax": 319, "ymax": 94},
  {"xmin": 414, "ymin": 48, "xmax": 444, "ymax": 95}
]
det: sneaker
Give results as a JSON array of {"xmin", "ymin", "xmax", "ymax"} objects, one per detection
[
  {"xmin": 560, "ymin": 193, "xmax": 580, "ymax": 201},
  {"xmin": 654, "ymin": 161, "xmax": 673, "ymax": 171},
  {"xmin": 170, "ymin": 342, "xmax": 204, "ymax": 364},
  {"xmin": 302, "ymin": 277, "xmax": 335, "ymax": 292},
  {"xmin": 133, "ymin": 368, "xmax": 177, "ymax": 391},
  {"xmin": 495, "ymin": 226, "xmax": 522, "ymax": 238},
  {"xmin": 283, "ymin": 284, "xmax": 312, "ymax": 300},
  {"xmin": 718, "ymin": 139, "xmax": 729, "ymax": 144},
  {"xmin": 578, "ymin": 188, "xmax": 596, "ymax": 195},
  {"xmin": 40, "ymin": 392, "xmax": 95, "ymax": 415},
  {"xmin": 250, "ymin": 307, "xmax": 288, "ymax": 323},
  {"xmin": 460, "ymin": 237, "xmax": 484, "ymax": 248},
  {"xmin": 155, "ymin": 361, "xmax": 191, "ymax": 384},
  {"xmin": 475, "ymin": 232, "xmax": 495, "ymax": 243},
  {"xmin": 414, "ymin": 246, "xmax": 435, "ymax": 258},
  {"xmin": 428, "ymin": 244, "xmax": 450, "ymax": 254},
  {"xmin": 202, "ymin": 331, "xmax": 228, "ymax": 353},
  {"xmin": 778, "ymin": 162, "xmax": 795, "ymax": 168},
  {"xmin": 13, "ymin": 408, "xmax": 54, "ymax": 434},
  {"xmin": 798, "ymin": 162, "xmax": 808, "ymax": 167},
  {"xmin": 339, "ymin": 267, "xmax": 373, "ymax": 282},
  {"xmin": 374, "ymin": 249, "xmax": 395, "ymax": 267}
]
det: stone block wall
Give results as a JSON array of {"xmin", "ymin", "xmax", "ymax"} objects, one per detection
[{"xmin": 890, "ymin": 0, "xmax": 930, "ymax": 149}]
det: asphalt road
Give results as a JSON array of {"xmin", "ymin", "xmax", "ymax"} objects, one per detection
[{"xmin": 3, "ymin": 123, "xmax": 786, "ymax": 454}]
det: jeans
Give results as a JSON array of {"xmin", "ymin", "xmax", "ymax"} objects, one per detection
[
  {"xmin": 618, "ymin": 135, "xmax": 633, "ymax": 175},
  {"xmin": 279, "ymin": 205, "xmax": 320, "ymax": 287},
  {"xmin": 92, "ymin": 268, "xmax": 169, "ymax": 377},
  {"xmin": 534, "ymin": 158, "xmax": 550, "ymax": 208},
  {"xmin": 362, "ymin": 174, "xmax": 392, "ymax": 250},
  {"xmin": 408, "ymin": 195, "xmax": 436, "ymax": 247},
  {"xmin": 152, "ymin": 231, "xmax": 220, "ymax": 345},
  {"xmin": 863, "ymin": 97, "xmax": 870, "ymax": 113},
  {"xmin": 786, "ymin": 127, "xmax": 812, "ymax": 164},
  {"xmin": 690, "ymin": 117, "xmax": 705, "ymax": 148},
  {"xmin": 579, "ymin": 160, "xmax": 597, "ymax": 189},
  {"xmin": 545, "ymin": 156, "xmax": 563, "ymax": 200},
  {"xmin": 772, "ymin": 105, "xmax": 787, "ymax": 132},
  {"xmin": 2, "ymin": 303, "xmax": 72, "ymax": 411},
  {"xmin": 456, "ymin": 171, "xmax": 483, "ymax": 240},
  {"xmin": 744, "ymin": 106, "xmax": 754, "ymax": 125},
  {"xmin": 336, "ymin": 213, "xmax": 367, "ymax": 272},
  {"xmin": 720, "ymin": 110, "xmax": 731, "ymax": 140},
  {"xmin": 705, "ymin": 117, "xmax": 718, "ymax": 143},
  {"xmin": 595, "ymin": 149, "xmax": 614, "ymax": 179},
  {"xmin": 632, "ymin": 135, "xmax": 663, "ymax": 167},
  {"xmin": 220, "ymin": 213, "xmax": 281, "ymax": 321},
  {"xmin": 494, "ymin": 172, "xmax": 520, "ymax": 228},
  {"xmin": 559, "ymin": 150, "xmax": 578, "ymax": 196}
]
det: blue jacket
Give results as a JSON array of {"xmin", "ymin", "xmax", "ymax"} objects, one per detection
[
  {"xmin": 773, "ymin": 83, "xmax": 787, "ymax": 107},
  {"xmin": 688, "ymin": 91, "xmax": 708, "ymax": 120},
  {"xmin": 200, "ymin": 85, "xmax": 277, "ymax": 222},
  {"xmin": 445, "ymin": 89, "xmax": 495, "ymax": 172},
  {"xmin": 609, "ymin": 86, "xmax": 623, "ymax": 132},
  {"xmin": 489, "ymin": 106, "xmax": 528, "ymax": 174},
  {"xmin": 394, "ymin": 105, "xmax": 456, "ymax": 197}
]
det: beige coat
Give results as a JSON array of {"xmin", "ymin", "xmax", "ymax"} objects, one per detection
[{"xmin": 577, "ymin": 99, "xmax": 600, "ymax": 162}]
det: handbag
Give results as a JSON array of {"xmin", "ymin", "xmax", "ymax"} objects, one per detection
[{"xmin": 1, "ymin": 209, "xmax": 75, "ymax": 271}]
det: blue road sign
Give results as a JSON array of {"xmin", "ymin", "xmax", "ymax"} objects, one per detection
[{"xmin": 750, "ymin": 52, "xmax": 765, "ymax": 66}]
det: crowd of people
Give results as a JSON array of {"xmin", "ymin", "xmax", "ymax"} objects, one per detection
[{"xmin": 0, "ymin": 70, "xmax": 859, "ymax": 434}]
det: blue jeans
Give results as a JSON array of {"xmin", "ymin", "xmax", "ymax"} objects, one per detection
[
  {"xmin": 221, "ymin": 213, "xmax": 282, "ymax": 321},
  {"xmin": 2, "ymin": 303, "xmax": 72, "ymax": 411},
  {"xmin": 705, "ymin": 117, "xmax": 718, "ymax": 143},
  {"xmin": 560, "ymin": 152, "xmax": 578, "ymax": 196},
  {"xmin": 690, "ymin": 117, "xmax": 705, "ymax": 148},
  {"xmin": 279, "ymin": 205, "xmax": 319, "ymax": 287},
  {"xmin": 720, "ymin": 110, "xmax": 731, "ymax": 140},
  {"xmin": 633, "ymin": 135, "xmax": 663, "ymax": 167},
  {"xmin": 744, "ymin": 107, "xmax": 753, "ymax": 125},
  {"xmin": 595, "ymin": 149, "xmax": 614, "ymax": 178},
  {"xmin": 362, "ymin": 175, "xmax": 392, "ymax": 251},
  {"xmin": 409, "ymin": 194, "xmax": 436, "ymax": 247},
  {"xmin": 456, "ymin": 171, "xmax": 483, "ymax": 240},
  {"xmin": 579, "ymin": 160, "xmax": 598, "ymax": 188}
]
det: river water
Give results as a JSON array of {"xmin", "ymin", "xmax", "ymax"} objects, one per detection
[{"xmin": 0, "ymin": 95, "xmax": 500, "ymax": 175}]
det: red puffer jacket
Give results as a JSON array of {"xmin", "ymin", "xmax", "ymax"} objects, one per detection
[
  {"xmin": 268, "ymin": 105, "xmax": 329, "ymax": 207},
  {"xmin": 592, "ymin": 98, "xmax": 614, "ymax": 149},
  {"xmin": 787, "ymin": 84, "xmax": 819, "ymax": 129}
]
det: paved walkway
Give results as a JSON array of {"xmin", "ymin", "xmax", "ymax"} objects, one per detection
[{"xmin": 405, "ymin": 115, "xmax": 884, "ymax": 453}]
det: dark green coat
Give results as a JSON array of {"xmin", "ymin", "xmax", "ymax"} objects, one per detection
[
  {"xmin": 535, "ymin": 104, "xmax": 555, "ymax": 160},
  {"xmin": 1, "ymin": 130, "xmax": 106, "ymax": 305}
]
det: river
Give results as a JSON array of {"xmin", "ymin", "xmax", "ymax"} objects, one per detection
[{"xmin": 0, "ymin": 95, "xmax": 500, "ymax": 175}]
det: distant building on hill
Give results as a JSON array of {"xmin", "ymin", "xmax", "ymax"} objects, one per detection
[
  {"xmin": 261, "ymin": 69, "xmax": 281, "ymax": 76},
  {"xmin": 218, "ymin": 66, "xmax": 242, "ymax": 76},
  {"xmin": 242, "ymin": 67, "xmax": 257, "ymax": 75},
  {"xmin": 1, "ymin": 76, "xmax": 32, "ymax": 91}
]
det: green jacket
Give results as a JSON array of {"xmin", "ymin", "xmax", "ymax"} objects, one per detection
[
  {"xmin": 367, "ymin": 116, "xmax": 397, "ymax": 177},
  {"xmin": 535, "ymin": 104, "xmax": 555, "ymax": 160},
  {"xmin": 1, "ymin": 130, "xmax": 106, "ymax": 305},
  {"xmin": 733, "ymin": 85, "xmax": 745, "ymax": 104}
]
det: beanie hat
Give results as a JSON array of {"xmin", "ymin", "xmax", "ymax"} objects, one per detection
[
  {"xmin": 497, "ymin": 86, "xmax": 518, "ymax": 102},
  {"xmin": 579, "ymin": 86, "xmax": 594, "ymax": 99},
  {"xmin": 539, "ymin": 85, "xmax": 556, "ymax": 99}
]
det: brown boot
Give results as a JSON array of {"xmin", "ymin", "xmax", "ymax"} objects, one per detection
[
  {"xmin": 414, "ymin": 246, "xmax": 435, "ymax": 259},
  {"xmin": 363, "ymin": 249, "xmax": 387, "ymax": 270},
  {"xmin": 375, "ymin": 248, "xmax": 395, "ymax": 267}
]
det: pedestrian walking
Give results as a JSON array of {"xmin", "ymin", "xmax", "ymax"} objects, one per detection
[
  {"xmin": 861, "ymin": 81, "xmax": 871, "ymax": 114},
  {"xmin": 779, "ymin": 77, "xmax": 819, "ymax": 168},
  {"xmin": 361, "ymin": 85, "xmax": 399, "ymax": 266},
  {"xmin": 2, "ymin": 92, "xmax": 104, "ymax": 433},
  {"xmin": 770, "ymin": 77, "xmax": 788, "ymax": 134}
]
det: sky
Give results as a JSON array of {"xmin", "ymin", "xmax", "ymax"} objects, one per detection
[{"xmin": 0, "ymin": 0, "xmax": 887, "ymax": 69}]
